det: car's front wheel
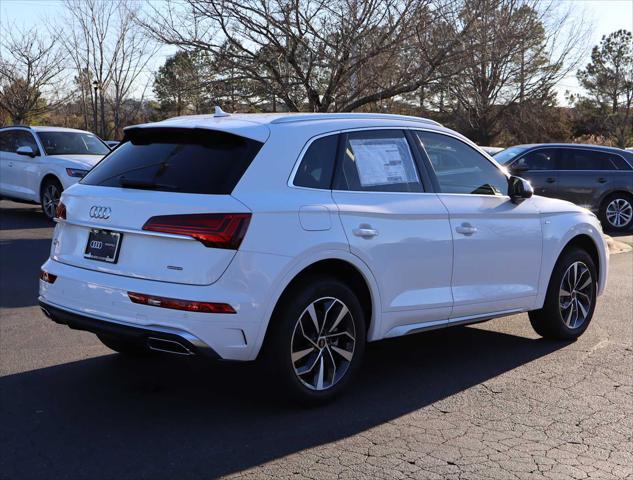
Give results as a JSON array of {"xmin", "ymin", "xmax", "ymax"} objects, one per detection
[
  {"xmin": 264, "ymin": 276, "xmax": 366, "ymax": 404},
  {"xmin": 600, "ymin": 192, "xmax": 633, "ymax": 232},
  {"xmin": 40, "ymin": 178, "xmax": 63, "ymax": 221},
  {"xmin": 529, "ymin": 247, "xmax": 597, "ymax": 340}
]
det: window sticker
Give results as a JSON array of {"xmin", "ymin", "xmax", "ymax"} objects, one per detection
[{"xmin": 349, "ymin": 137, "xmax": 419, "ymax": 187}]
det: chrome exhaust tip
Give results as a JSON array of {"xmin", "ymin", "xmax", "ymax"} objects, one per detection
[{"xmin": 147, "ymin": 337, "xmax": 194, "ymax": 355}]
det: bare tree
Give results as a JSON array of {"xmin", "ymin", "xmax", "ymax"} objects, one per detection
[
  {"xmin": 139, "ymin": 0, "xmax": 468, "ymax": 112},
  {"xmin": 0, "ymin": 28, "xmax": 67, "ymax": 124},
  {"xmin": 58, "ymin": 0, "xmax": 157, "ymax": 138},
  {"xmin": 441, "ymin": 0, "xmax": 589, "ymax": 145}
]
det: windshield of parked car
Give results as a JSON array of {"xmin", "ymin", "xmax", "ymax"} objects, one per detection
[
  {"xmin": 494, "ymin": 146, "xmax": 530, "ymax": 164},
  {"xmin": 37, "ymin": 131, "xmax": 110, "ymax": 156}
]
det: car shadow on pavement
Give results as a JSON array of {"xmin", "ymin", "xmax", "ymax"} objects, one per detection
[
  {"xmin": 0, "ymin": 238, "xmax": 51, "ymax": 308},
  {"xmin": 0, "ymin": 326, "xmax": 565, "ymax": 480},
  {"xmin": 0, "ymin": 204, "xmax": 50, "ymax": 230}
]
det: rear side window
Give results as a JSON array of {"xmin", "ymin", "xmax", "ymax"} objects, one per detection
[
  {"xmin": 559, "ymin": 149, "xmax": 623, "ymax": 171},
  {"xmin": 293, "ymin": 134, "xmax": 338, "ymax": 189},
  {"xmin": 81, "ymin": 129, "xmax": 263, "ymax": 194},
  {"xmin": 333, "ymin": 130, "xmax": 423, "ymax": 192}
]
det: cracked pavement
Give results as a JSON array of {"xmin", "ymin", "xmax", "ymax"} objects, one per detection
[{"xmin": 1, "ymin": 201, "xmax": 632, "ymax": 480}]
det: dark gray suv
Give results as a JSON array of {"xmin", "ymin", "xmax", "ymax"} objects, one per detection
[{"xmin": 496, "ymin": 144, "xmax": 633, "ymax": 232}]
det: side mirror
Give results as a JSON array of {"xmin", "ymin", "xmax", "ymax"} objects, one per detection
[
  {"xmin": 508, "ymin": 175, "xmax": 533, "ymax": 204},
  {"xmin": 16, "ymin": 146, "xmax": 35, "ymax": 157}
]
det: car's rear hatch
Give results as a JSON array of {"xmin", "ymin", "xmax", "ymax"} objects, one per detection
[{"xmin": 51, "ymin": 126, "xmax": 265, "ymax": 286}]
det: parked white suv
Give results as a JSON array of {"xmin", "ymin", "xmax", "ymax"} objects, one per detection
[
  {"xmin": 39, "ymin": 112, "xmax": 608, "ymax": 402},
  {"xmin": 0, "ymin": 126, "xmax": 110, "ymax": 219}
]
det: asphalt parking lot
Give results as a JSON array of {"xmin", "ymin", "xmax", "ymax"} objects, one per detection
[{"xmin": 1, "ymin": 200, "xmax": 632, "ymax": 480}]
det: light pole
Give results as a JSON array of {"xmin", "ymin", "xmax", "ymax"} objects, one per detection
[{"xmin": 92, "ymin": 80, "xmax": 99, "ymax": 136}]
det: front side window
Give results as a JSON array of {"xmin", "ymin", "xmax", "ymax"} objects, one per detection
[
  {"xmin": 333, "ymin": 130, "xmax": 423, "ymax": 192},
  {"xmin": 415, "ymin": 131, "xmax": 508, "ymax": 195},
  {"xmin": 513, "ymin": 148, "xmax": 558, "ymax": 171},
  {"xmin": 559, "ymin": 149, "xmax": 619, "ymax": 171},
  {"xmin": 14, "ymin": 131, "xmax": 40, "ymax": 155},
  {"xmin": 294, "ymin": 134, "xmax": 338, "ymax": 189},
  {"xmin": 37, "ymin": 131, "xmax": 110, "ymax": 156},
  {"xmin": 0, "ymin": 131, "xmax": 14, "ymax": 152}
]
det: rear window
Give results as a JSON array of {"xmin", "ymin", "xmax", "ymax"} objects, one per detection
[{"xmin": 81, "ymin": 128, "xmax": 263, "ymax": 194}]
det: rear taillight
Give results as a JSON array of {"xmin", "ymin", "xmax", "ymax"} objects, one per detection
[
  {"xmin": 128, "ymin": 292, "xmax": 236, "ymax": 314},
  {"xmin": 55, "ymin": 202, "xmax": 67, "ymax": 220},
  {"xmin": 40, "ymin": 270, "xmax": 57, "ymax": 284},
  {"xmin": 142, "ymin": 213, "xmax": 251, "ymax": 249}
]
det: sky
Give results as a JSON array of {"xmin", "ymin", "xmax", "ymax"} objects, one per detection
[{"xmin": 1, "ymin": 0, "xmax": 632, "ymax": 104}]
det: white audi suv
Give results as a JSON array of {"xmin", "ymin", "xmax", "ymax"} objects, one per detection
[
  {"xmin": 39, "ymin": 112, "xmax": 608, "ymax": 402},
  {"xmin": 0, "ymin": 126, "xmax": 110, "ymax": 219}
]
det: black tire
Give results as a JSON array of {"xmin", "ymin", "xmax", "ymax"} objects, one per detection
[
  {"xmin": 599, "ymin": 192, "xmax": 633, "ymax": 233},
  {"xmin": 529, "ymin": 247, "xmax": 597, "ymax": 341},
  {"xmin": 262, "ymin": 275, "xmax": 366, "ymax": 404},
  {"xmin": 40, "ymin": 178, "xmax": 63, "ymax": 221},
  {"xmin": 97, "ymin": 334, "xmax": 150, "ymax": 356}
]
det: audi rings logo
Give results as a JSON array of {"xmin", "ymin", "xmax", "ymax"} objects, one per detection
[
  {"xmin": 90, "ymin": 240, "xmax": 103, "ymax": 249},
  {"xmin": 89, "ymin": 206, "xmax": 111, "ymax": 219}
]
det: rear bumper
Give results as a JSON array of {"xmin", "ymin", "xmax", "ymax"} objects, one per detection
[
  {"xmin": 39, "ymin": 251, "xmax": 291, "ymax": 361},
  {"xmin": 40, "ymin": 300, "xmax": 220, "ymax": 358}
]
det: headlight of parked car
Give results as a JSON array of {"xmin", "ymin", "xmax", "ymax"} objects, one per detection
[{"xmin": 65, "ymin": 168, "xmax": 89, "ymax": 178}]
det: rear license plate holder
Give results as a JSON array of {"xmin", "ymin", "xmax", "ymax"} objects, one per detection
[{"xmin": 84, "ymin": 229, "xmax": 122, "ymax": 263}]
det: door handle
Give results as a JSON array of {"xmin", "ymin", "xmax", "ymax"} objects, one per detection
[
  {"xmin": 545, "ymin": 177, "xmax": 555, "ymax": 183},
  {"xmin": 353, "ymin": 225, "xmax": 378, "ymax": 238},
  {"xmin": 455, "ymin": 222, "xmax": 477, "ymax": 236},
  {"xmin": 597, "ymin": 177, "xmax": 607, "ymax": 183},
  {"xmin": 8, "ymin": 162, "xmax": 14, "ymax": 167}
]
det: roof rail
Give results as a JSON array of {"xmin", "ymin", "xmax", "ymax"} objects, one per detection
[
  {"xmin": 0, "ymin": 124, "xmax": 31, "ymax": 129},
  {"xmin": 270, "ymin": 113, "xmax": 442, "ymax": 127}
]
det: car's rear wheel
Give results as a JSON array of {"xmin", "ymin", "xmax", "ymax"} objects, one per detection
[
  {"xmin": 600, "ymin": 192, "xmax": 633, "ymax": 232},
  {"xmin": 97, "ymin": 334, "xmax": 150, "ymax": 356},
  {"xmin": 263, "ymin": 276, "xmax": 366, "ymax": 404},
  {"xmin": 529, "ymin": 248, "xmax": 597, "ymax": 340},
  {"xmin": 40, "ymin": 178, "xmax": 63, "ymax": 220}
]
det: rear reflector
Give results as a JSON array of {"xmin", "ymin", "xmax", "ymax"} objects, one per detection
[
  {"xmin": 55, "ymin": 202, "xmax": 67, "ymax": 220},
  {"xmin": 142, "ymin": 213, "xmax": 251, "ymax": 249},
  {"xmin": 128, "ymin": 292, "xmax": 236, "ymax": 314},
  {"xmin": 40, "ymin": 270, "xmax": 57, "ymax": 284}
]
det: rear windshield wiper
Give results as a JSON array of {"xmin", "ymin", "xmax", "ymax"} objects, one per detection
[{"xmin": 119, "ymin": 177, "xmax": 179, "ymax": 191}]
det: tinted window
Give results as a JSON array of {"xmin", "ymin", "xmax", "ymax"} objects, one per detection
[
  {"xmin": 0, "ymin": 131, "xmax": 14, "ymax": 152},
  {"xmin": 559, "ymin": 149, "xmax": 622, "ymax": 171},
  {"xmin": 82, "ymin": 128, "xmax": 263, "ymax": 194},
  {"xmin": 14, "ymin": 131, "xmax": 40, "ymax": 155},
  {"xmin": 611, "ymin": 155, "xmax": 633, "ymax": 170},
  {"xmin": 294, "ymin": 135, "xmax": 338, "ymax": 189},
  {"xmin": 37, "ymin": 131, "xmax": 109, "ymax": 156},
  {"xmin": 513, "ymin": 148, "xmax": 557, "ymax": 171},
  {"xmin": 494, "ymin": 145, "xmax": 529, "ymax": 164},
  {"xmin": 334, "ymin": 130, "xmax": 422, "ymax": 192},
  {"xmin": 415, "ymin": 131, "xmax": 507, "ymax": 195}
]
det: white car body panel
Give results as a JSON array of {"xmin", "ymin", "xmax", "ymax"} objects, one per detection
[
  {"xmin": 437, "ymin": 193, "xmax": 543, "ymax": 318},
  {"xmin": 39, "ymin": 113, "xmax": 609, "ymax": 361}
]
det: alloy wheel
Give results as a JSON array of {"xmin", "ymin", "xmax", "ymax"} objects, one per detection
[
  {"xmin": 290, "ymin": 297, "xmax": 356, "ymax": 391},
  {"xmin": 559, "ymin": 261, "xmax": 593, "ymax": 329},
  {"xmin": 606, "ymin": 198, "xmax": 632, "ymax": 228},
  {"xmin": 42, "ymin": 183, "xmax": 61, "ymax": 219}
]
